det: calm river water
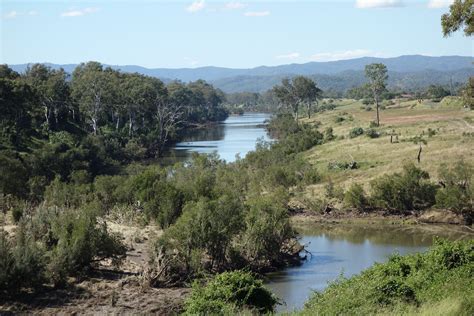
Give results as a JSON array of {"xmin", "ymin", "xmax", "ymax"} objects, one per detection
[
  {"xmin": 266, "ymin": 223, "xmax": 473, "ymax": 312},
  {"xmin": 161, "ymin": 112, "xmax": 272, "ymax": 163},
  {"xmin": 162, "ymin": 112, "xmax": 472, "ymax": 313}
]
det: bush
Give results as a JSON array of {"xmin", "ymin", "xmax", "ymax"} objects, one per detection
[
  {"xmin": 436, "ymin": 161, "xmax": 473, "ymax": 220},
  {"xmin": 349, "ymin": 127, "xmax": 364, "ymax": 138},
  {"xmin": 370, "ymin": 164, "xmax": 437, "ymax": 211},
  {"xmin": 344, "ymin": 183, "xmax": 367, "ymax": 211},
  {"xmin": 0, "ymin": 206, "xmax": 126, "ymax": 293},
  {"xmin": 324, "ymin": 127, "xmax": 335, "ymax": 142},
  {"xmin": 300, "ymin": 239, "xmax": 474, "ymax": 315},
  {"xmin": 239, "ymin": 189, "xmax": 294, "ymax": 266},
  {"xmin": 184, "ymin": 271, "xmax": 278, "ymax": 315},
  {"xmin": 365, "ymin": 128, "xmax": 380, "ymax": 138}
]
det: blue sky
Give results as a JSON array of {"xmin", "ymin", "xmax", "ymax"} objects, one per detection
[{"xmin": 1, "ymin": 0, "xmax": 472, "ymax": 68}]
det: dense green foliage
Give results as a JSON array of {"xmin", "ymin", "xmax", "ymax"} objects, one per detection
[
  {"xmin": 370, "ymin": 164, "xmax": 437, "ymax": 211},
  {"xmin": 300, "ymin": 239, "xmax": 474, "ymax": 315},
  {"xmin": 146, "ymin": 115, "xmax": 322, "ymax": 285},
  {"xmin": 0, "ymin": 63, "xmax": 227, "ymax": 201},
  {"xmin": 343, "ymin": 183, "xmax": 368, "ymax": 211},
  {"xmin": 184, "ymin": 271, "xmax": 278, "ymax": 315},
  {"xmin": 436, "ymin": 160, "xmax": 473, "ymax": 222},
  {"xmin": 272, "ymin": 76, "xmax": 322, "ymax": 120},
  {"xmin": 335, "ymin": 161, "xmax": 473, "ymax": 219}
]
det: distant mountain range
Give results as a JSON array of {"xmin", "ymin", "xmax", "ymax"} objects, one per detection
[{"xmin": 9, "ymin": 55, "xmax": 473, "ymax": 93}]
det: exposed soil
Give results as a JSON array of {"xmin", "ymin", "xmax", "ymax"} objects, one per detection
[
  {"xmin": 289, "ymin": 208, "xmax": 467, "ymax": 226},
  {"xmin": 1, "ymin": 209, "xmax": 469, "ymax": 314},
  {"xmin": 0, "ymin": 222, "xmax": 190, "ymax": 315}
]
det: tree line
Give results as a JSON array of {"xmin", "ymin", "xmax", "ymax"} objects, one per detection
[{"xmin": 1, "ymin": 62, "xmax": 227, "ymax": 156}]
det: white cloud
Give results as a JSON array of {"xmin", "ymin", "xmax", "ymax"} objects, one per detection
[
  {"xmin": 276, "ymin": 52, "xmax": 300, "ymax": 60},
  {"xmin": 355, "ymin": 0, "xmax": 403, "ymax": 9},
  {"xmin": 310, "ymin": 49, "xmax": 373, "ymax": 62},
  {"xmin": 61, "ymin": 7, "xmax": 99, "ymax": 17},
  {"xmin": 225, "ymin": 2, "xmax": 247, "ymax": 10},
  {"xmin": 187, "ymin": 0, "xmax": 206, "ymax": 13},
  {"xmin": 244, "ymin": 11, "xmax": 270, "ymax": 17},
  {"xmin": 3, "ymin": 10, "xmax": 39, "ymax": 19},
  {"xmin": 4, "ymin": 11, "xmax": 18, "ymax": 19},
  {"xmin": 427, "ymin": 0, "xmax": 453, "ymax": 9}
]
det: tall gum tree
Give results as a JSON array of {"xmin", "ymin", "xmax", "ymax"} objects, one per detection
[
  {"xmin": 273, "ymin": 76, "xmax": 322, "ymax": 121},
  {"xmin": 71, "ymin": 62, "xmax": 116, "ymax": 135},
  {"xmin": 365, "ymin": 63, "xmax": 388, "ymax": 126}
]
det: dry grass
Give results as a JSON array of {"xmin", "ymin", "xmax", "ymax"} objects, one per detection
[{"xmin": 300, "ymin": 97, "xmax": 474, "ymax": 200}]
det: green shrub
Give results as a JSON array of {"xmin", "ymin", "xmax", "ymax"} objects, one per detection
[
  {"xmin": 299, "ymin": 239, "xmax": 474, "ymax": 316},
  {"xmin": 0, "ymin": 206, "xmax": 126, "ymax": 293},
  {"xmin": 365, "ymin": 128, "xmax": 380, "ymax": 138},
  {"xmin": 0, "ymin": 150, "xmax": 29, "ymax": 198},
  {"xmin": 344, "ymin": 183, "xmax": 367, "ymax": 211},
  {"xmin": 324, "ymin": 127, "xmax": 336, "ymax": 141},
  {"xmin": 370, "ymin": 164, "xmax": 437, "ymax": 211},
  {"xmin": 436, "ymin": 161, "xmax": 473, "ymax": 219},
  {"xmin": 239, "ymin": 189, "xmax": 294, "ymax": 266},
  {"xmin": 349, "ymin": 127, "xmax": 364, "ymax": 138},
  {"xmin": 184, "ymin": 271, "xmax": 278, "ymax": 315},
  {"xmin": 47, "ymin": 208, "xmax": 126, "ymax": 284}
]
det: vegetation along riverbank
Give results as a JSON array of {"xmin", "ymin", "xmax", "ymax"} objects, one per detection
[{"xmin": 1, "ymin": 59, "xmax": 473, "ymax": 314}]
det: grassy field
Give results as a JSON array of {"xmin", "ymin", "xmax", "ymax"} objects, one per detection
[{"xmin": 297, "ymin": 97, "xmax": 473, "ymax": 205}]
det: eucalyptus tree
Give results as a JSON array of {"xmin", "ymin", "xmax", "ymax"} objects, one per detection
[
  {"xmin": 273, "ymin": 78, "xmax": 299, "ymax": 120},
  {"xmin": 273, "ymin": 76, "xmax": 322, "ymax": 121},
  {"xmin": 187, "ymin": 80, "xmax": 226, "ymax": 122},
  {"xmin": 120, "ymin": 73, "xmax": 161, "ymax": 136},
  {"xmin": 24, "ymin": 64, "xmax": 70, "ymax": 131},
  {"xmin": 441, "ymin": 0, "xmax": 473, "ymax": 37},
  {"xmin": 292, "ymin": 76, "xmax": 322, "ymax": 119},
  {"xmin": 0, "ymin": 66, "xmax": 32, "ymax": 148},
  {"xmin": 365, "ymin": 63, "xmax": 388, "ymax": 126},
  {"xmin": 71, "ymin": 62, "xmax": 117, "ymax": 135},
  {"xmin": 151, "ymin": 82, "xmax": 183, "ymax": 157}
]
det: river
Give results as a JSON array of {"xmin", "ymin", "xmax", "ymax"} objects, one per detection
[
  {"xmin": 266, "ymin": 222, "xmax": 472, "ymax": 312},
  {"xmin": 162, "ymin": 112, "xmax": 471, "ymax": 313},
  {"xmin": 160, "ymin": 112, "xmax": 272, "ymax": 164}
]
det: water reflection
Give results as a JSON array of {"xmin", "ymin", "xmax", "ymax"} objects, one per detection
[
  {"xmin": 161, "ymin": 113, "xmax": 271, "ymax": 164},
  {"xmin": 266, "ymin": 223, "xmax": 473, "ymax": 313}
]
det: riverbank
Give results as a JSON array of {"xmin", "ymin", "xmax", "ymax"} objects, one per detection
[
  {"xmin": 290, "ymin": 209, "xmax": 469, "ymax": 226},
  {"xmin": 296, "ymin": 238, "xmax": 474, "ymax": 316},
  {"xmin": 0, "ymin": 221, "xmax": 190, "ymax": 315}
]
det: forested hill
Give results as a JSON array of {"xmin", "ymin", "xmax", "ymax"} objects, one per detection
[{"xmin": 9, "ymin": 55, "xmax": 473, "ymax": 93}]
